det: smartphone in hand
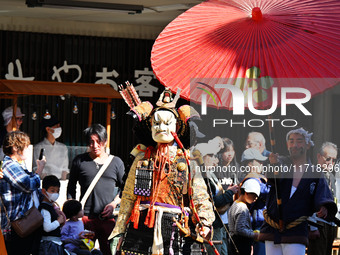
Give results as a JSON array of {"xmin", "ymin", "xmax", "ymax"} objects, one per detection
[{"xmin": 39, "ymin": 148, "xmax": 45, "ymax": 160}]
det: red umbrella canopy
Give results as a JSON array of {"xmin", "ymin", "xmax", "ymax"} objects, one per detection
[{"xmin": 151, "ymin": 0, "xmax": 340, "ymax": 109}]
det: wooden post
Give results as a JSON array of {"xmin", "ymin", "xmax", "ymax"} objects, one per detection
[
  {"xmin": 0, "ymin": 229, "xmax": 7, "ymax": 255},
  {"xmin": 88, "ymin": 98, "xmax": 93, "ymax": 127},
  {"xmin": 11, "ymin": 97, "xmax": 18, "ymax": 131}
]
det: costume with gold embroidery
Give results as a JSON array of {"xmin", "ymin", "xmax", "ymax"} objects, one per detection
[{"xmin": 109, "ymin": 84, "xmax": 214, "ymax": 255}]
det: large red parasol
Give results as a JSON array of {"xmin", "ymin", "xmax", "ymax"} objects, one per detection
[{"xmin": 151, "ymin": 0, "xmax": 340, "ymax": 109}]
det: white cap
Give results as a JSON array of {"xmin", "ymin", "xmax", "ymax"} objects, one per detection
[
  {"xmin": 195, "ymin": 136, "xmax": 223, "ymax": 156},
  {"xmin": 241, "ymin": 148, "xmax": 267, "ymax": 162},
  {"xmin": 241, "ymin": 178, "xmax": 261, "ymax": 197},
  {"xmin": 2, "ymin": 106, "xmax": 25, "ymax": 126}
]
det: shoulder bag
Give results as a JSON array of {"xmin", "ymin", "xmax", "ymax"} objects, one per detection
[
  {"xmin": 0, "ymin": 193, "xmax": 43, "ymax": 238},
  {"xmin": 80, "ymin": 155, "xmax": 114, "ymax": 208}
]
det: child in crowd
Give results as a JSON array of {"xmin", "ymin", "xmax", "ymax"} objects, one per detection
[
  {"xmin": 240, "ymin": 148, "xmax": 270, "ymax": 255},
  {"xmin": 228, "ymin": 178, "xmax": 261, "ymax": 255},
  {"xmin": 39, "ymin": 175, "xmax": 66, "ymax": 254},
  {"xmin": 61, "ymin": 199, "xmax": 102, "ymax": 255}
]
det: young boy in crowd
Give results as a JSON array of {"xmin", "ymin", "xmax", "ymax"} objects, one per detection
[
  {"xmin": 240, "ymin": 148, "xmax": 270, "ymax": 255},
  {"xmin": 61, "ymin": 199, "xmax": 102, "ymax": 255},
  {"xmin": 228, "ymin": 178, "xmax": 261, "ymax": 255},
  {"xmin": 39, "ymin": 175, "xmax": 66, "ymax": 254}
]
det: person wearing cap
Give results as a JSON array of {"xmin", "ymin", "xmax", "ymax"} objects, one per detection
[
  {"xmin": 240, "ymin": 148, "xmax": 270, "ymax": 255},
  {"xmin": 259, "ymin": 128, "xmax": 337, "ymax": 255},
  {"xmin": 33, "ymin": 116, "xmax": 69, "ymax": 180},
  {"xmin": 0, "ymin": 106, "xmax": 25, "ymax": 153},
  {"xmin": 240, "ymin": 147, "xmax": 268, "ymax": 178},
  {"xmin": 228, "ymin": 178, "xmax": 261, "ymax": 255}
]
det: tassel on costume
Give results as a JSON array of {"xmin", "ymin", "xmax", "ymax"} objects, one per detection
[
  {"xmin": 131, "ymin": 196, "xmax": 141, "ymax": 229},
  {"xmin": 145, "ymin": 206, "xmax": 156, "ymax": 228}
]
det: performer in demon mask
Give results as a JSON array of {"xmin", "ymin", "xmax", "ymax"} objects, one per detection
[{"xmin": 109, "ymin": 85, "xmax": 215, "ymax": 255}]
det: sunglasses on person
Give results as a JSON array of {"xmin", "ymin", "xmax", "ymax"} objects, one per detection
[{"xmin": 322, "ymin": 155, "xmax": 336, "ymax": 163}]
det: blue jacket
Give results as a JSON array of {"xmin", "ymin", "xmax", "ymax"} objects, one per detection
[{"xmin": 260, "ymin": 162, "xmax": 337, "ymax": 246}]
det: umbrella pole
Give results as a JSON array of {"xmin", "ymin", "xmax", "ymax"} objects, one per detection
[{"xmin": 267, "ymin": 115, "xmax": 284, "ymax": 232}]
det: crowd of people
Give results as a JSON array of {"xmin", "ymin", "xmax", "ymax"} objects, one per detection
[
  {"xmin": 0, "ymin": 106, "xmax": 124, "ymax": 255},
  {"xmin": 0, "ymin": 102, "xmax": 339, "ymax": 255}
]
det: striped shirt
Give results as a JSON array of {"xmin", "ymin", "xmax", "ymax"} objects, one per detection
[{"xmin": 0, "ymin": 155, "xmax": 41, "ymax": 238}]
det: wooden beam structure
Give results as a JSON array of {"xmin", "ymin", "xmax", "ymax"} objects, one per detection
[{"xmin": 0, "ymin": 79, "xmax": 122, "ymax": 147}]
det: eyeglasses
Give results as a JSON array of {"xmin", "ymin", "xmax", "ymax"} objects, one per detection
[
  {"xmin": 322, "ymin": 155, "xmax": 336, "ymax": 163},
  {"xmin": 15, "ymin": 117, "xmax": 24, "ymax": 121},
  {"xmin": 246, "ymin": 141, "xmax": 259, "ymax": 147}
]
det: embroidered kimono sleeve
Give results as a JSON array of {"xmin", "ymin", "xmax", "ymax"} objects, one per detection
[
  {"xmin": 109, "ymin": 153, "xmax": 144, "ymax": 238},
  {"xmin": 191, "ymin": 160, "xmax": 215, "ymax": 227}
]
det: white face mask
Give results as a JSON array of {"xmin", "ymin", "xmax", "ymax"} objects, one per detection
[
  {"xmin": 52, "ymin": 127, "xmax": 62, "ymax": 139},
  {"xmin": 46, "ymin": 192, "xmax": 59, "ymax": 202},
  {"xmin": 151, "ymin": 110, "xmax": 177, "ymax": 143}
]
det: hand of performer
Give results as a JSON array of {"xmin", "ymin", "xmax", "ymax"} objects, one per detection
[
  {"xmin": 316, "ymin": 206, "xmax": 328, "ymax": 219},
  {"xmin": 199, "ymin": 226, "xmax": 211, "ymax": 239}
]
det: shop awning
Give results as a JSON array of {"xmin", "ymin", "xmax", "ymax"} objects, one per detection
[
  {"xmin": 0, "ymin": 79, "xmax": 122, "ymax": 150},
  {"xmin": 0, "ymin": 79, "xmax": 121, "ymax": 99}
]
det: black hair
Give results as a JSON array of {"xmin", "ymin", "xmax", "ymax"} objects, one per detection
[
  {"xmin": 84, "ymin": 123, "xmax": 107, "ymax": 146},
  {"xmin": 240, "ymin": 188, "xmax": 246, "ymax": 195},
  {"xmin": 42, "ymin": 175, "xmax": 60, "ymax": 190},
  {"xmin": 40, "ymin": 116, "xmax": 60, "ymax": 138},
  {"xmin": 62, "ymin": 199, "xmax": 82, "ymax": 219},
  {"xmin": 217, "ymin": 138, "xmax": 238, "ymax": 166}
]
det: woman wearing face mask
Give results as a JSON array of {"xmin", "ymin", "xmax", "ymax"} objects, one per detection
[
  {"xmin": 0, "ymin": 131, "xmax": 46, "ymax": 255},
  {"xmin": 33, "ymin": 115, "xmax": 69, "ymax": 180}
]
